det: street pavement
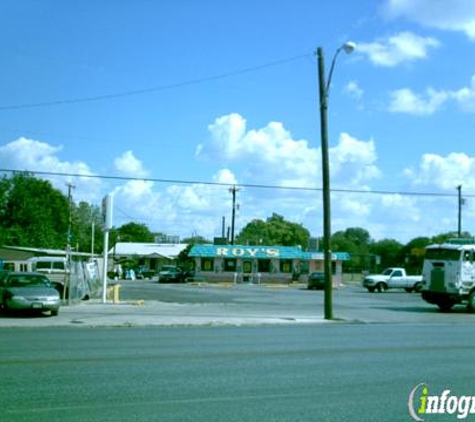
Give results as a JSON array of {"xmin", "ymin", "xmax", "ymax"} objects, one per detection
[
  {"xmin": 0, "ymin": 288, "xmax": 326, "ymax": 328},
  {"xmin": 2, "ymin": 280, "xmax": 471, "ymax": 328}
]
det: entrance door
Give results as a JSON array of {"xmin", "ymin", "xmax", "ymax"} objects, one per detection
[{"xmin": 242, "ymin": 260, "xmax": 252, "ymax": 282}]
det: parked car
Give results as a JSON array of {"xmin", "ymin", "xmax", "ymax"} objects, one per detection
[
  {"xmin": 362, "ymin": 267, "xmax": 423, "ymax": 293},
  {"xmin": 307, "ymin": 272, "xmax": 325, "ymax": 290},
  {"xmin": 135, "ymin": 266, "xmax": 156, "ymax": 280},
  {"xmin": 157, "ymin": 265, "xmax": 192, "ymax": 283},
  {"xmin": 0, "ymin": 271, "xmax": 61, "ymax": 316}
]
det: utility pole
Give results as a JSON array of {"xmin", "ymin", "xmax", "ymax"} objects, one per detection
[
  {"xmin": 66, "ymin": 183, "xmax": 75, "ymax": 251},
  {"xmin": 316, "ymin": 42, "xmax": 355, "ymax": 320},
  {"xmin": 229, "ymin": 185, "xmax": 239, "ymax": 245},
  {"xmin": 457, "ymin": 185, "xmax": 463, "ymax": 237},
  {"xmin": 66, "ymin": 183, "xmax": 75, "ymax": 304}
]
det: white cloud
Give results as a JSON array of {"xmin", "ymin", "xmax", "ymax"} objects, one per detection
[
  {"xmin": 385, "ymin": 0, "xmax": 475, "ymax": 40},
  {"xmin": 404, "ymin": 152, "xmax": 475, "ymax": 190},
  {"xmin": 330, "ymin": 133, "xmax": 381, "ymax": 185},
  {"xmin": 388, "ymin": 75, "xmax": 475, "ymax": 115},
  {"xmin": 213, "ymin": 168, "xmax": 238, "ymax": 185},
  {"xmin": 0, "ymin": 137, "xmax": 101, "ymax": 202},
  {"xmin": 388, "ymin": 87, "xmax": 449, "ymax": 115},
  {"xmin": 357, "ymin": 31, "xmax": 440, "ymax": 67},
  {"xmin": 198, "ymin": 113, "xmax": 380, "ymax": 191},
  {"xmin": 450, "ymin": 74, "xmax": 475, "ymax": 112},
  {"xmin": 345, "ymin": 80, "xmax": 364, "ymax": 100},
  {"xmin": 114, "ymin": 150, "xmax": 149, "ymax": 177}
]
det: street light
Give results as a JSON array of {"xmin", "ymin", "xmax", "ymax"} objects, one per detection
[{"xmin": 317, "ymin": 42, "xmax": 355, "ymax": 320}]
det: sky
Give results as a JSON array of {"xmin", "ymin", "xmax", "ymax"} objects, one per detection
[{"xmin": 1, "ymin": 0, "xmax": 475, "ymax": 245}]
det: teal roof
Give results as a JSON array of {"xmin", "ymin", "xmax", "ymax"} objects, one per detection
[{"xmin": 189, "ymin": 245, "xmax": 350, "ymax": 261}]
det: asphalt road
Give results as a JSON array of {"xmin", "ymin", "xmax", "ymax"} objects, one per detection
[
  {"xmin": 120, "ymin": 279, "xmax": 475, "ymax": 324},
  {"xmin": 2, "ymin": 323, "xmax": 475, "ymax": 422}
]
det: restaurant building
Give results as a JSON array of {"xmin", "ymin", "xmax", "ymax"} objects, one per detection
[{"xmin": 188, "ymin": 244, "xmax": 349, "ymax": 285}]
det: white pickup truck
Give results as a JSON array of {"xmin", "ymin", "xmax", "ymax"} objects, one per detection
[{"xmin": 362, "ymin": 267, "xmax": 423, "ymax": 293}]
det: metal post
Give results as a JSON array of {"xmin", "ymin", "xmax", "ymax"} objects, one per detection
[
  {"xmin": 457, "ymin": 185, "xmax": 462, "ymax": 237},
  {"xmin": 229, "ymin": 185, "xmax": 238, "ymax": 245},
  {"xmin": 317, "ymin": 47, "xmax": 333, "ymax": 320},
  {"xmin": 102, "ymin": 229, "xmax": 109, "ymax": 303}
]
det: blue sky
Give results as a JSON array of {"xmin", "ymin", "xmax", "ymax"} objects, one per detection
[{"xmin": 1, "ymin": 0, "xmax": 475, "ymax": 244}]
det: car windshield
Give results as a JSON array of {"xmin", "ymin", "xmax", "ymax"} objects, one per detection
[
  {"xmin": 425, "ymin": 248, "xmax": 462, "ymax": 261},
  {"xmin": 7, "ymin": 275, "xmax": 50, "ymax": 287}
]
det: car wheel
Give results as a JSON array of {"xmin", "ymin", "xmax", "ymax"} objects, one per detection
[
  {"xmin": 404, "ymin": 288, "xmax": 413, "ymax": 293},
  {"xmin": 467, "ymin": 291, "xmax": 475, "ymax": 313},
  {"xmin": 375, "ymin": 283, "xmax": 387, "ymax": 293},
  {"xmin": 1, "ymin": 298, "xmax": 8, "ymax": 313},
  {"xmin": 438, "ymin": 302, "xmax": 453, "ymax": 312},
  {"xmin": 413, "ymin": 282, "xmax": 423, "ymax": 293},
  {"xmin": 51, "ymin": 309, "xmax": 59, "ymax": 317},
  {"xmin": 367, "ymin": 287, "xmax": 375, "ymax": 293}
]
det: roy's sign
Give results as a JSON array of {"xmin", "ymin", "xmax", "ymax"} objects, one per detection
[{"xmin": 216, "ymin": 247, "xmax": 280, "ymax": 258}]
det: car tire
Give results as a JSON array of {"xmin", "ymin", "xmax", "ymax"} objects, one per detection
[
  {"xmin": 1, "ymin": 298, "xmax": 8, "ymax": 313},
  {"xmin": 413, "ymin": 282, "xmax": 422, "ymax": 293},
  {"xmin": 375, "ymin": 283, "xmax": 387, "ymax": 293},
  {"xmin": 467, "ymin": 291, "xmax": 475, "ymax": 313},
  {"xmin": 438, "ymin": 302, "xmax": 453, "ymax": 312},
  {"xmin": 51, "ymin": 309, "xmax": 59, "ymax": 317},
  {"xmin": 367, "ymin": 287, "xmax": 375, "ymax": 293},
  {"xmin": 404, "ymin": 287, "xmax": 413, "ymax": 293}
]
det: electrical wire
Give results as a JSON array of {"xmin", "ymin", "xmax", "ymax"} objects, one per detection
[
  {"xmin": 1, "ymin": 168, "xmax": 472, "ymax": 198},
  {"xmin": 0, "ymin": 53, "xmax": 312, "ymax": 111}
]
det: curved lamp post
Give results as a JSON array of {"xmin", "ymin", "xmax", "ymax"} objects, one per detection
[{"xmin": 317, "ymin": 42, "xmax": 355, "ymax": 320}]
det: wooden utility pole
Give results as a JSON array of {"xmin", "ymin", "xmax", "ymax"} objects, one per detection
[{"xmin": 229, "ymin": 186, "xmax": 239, "ymax": 245}]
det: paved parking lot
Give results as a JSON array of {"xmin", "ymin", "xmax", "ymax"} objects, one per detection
[{"xmin": 0, "ymin": 281, "xmax": 474, "ymax": 328}]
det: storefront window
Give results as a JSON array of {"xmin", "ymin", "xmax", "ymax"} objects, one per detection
[
  {"xmin": 258, "ymin": 259, "xmax": 270, "ymax": 273},
  {"xmin": 224, "ymin": 258, "xmax": 236, "ymax": 272},
  {"xmin": 280, "ymin": 259, "xmax": 292, "ymax": 273},
  {"xmin": 243, "ymin": 260, "xmax": 252, "ymax": 273},
  {"xmin": 202, "ymin": 259, "xmax": 214, "ymax": 272}
]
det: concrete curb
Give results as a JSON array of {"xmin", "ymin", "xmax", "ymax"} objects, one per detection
[{"xmin": 0, "ymin": 299, "xmax": 327, "ymax": 328}]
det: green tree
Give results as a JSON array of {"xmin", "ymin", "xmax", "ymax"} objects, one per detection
[
  {"xmin": 111, "ymin": 222, "xmax": 154, "ymax": 244},
  {"xmin": 181, "ymin": 235, "xmax": 211, "ymax": 244},
  {"xmin": 399, "ymin": 236, "xmax": 432, "ymax": 274},
  {"xmin": 0, "ymin": 173, "xmax": 69, "ymax": 248},
  {"xmin": 71, "ymin": 201, "xmax": 104, "ymax": 253},
  {"xmin": 177, "ymin": 243, "xmax": 194, "ymax": 268},
  {"xmin": 236, "ymin": 213, "xmax": 310, "ymax": 247},
  {"xmin": 431, "ymin": 231, "xmax": 472, "ymax": 244},
  {"xmin": 332, "ymin": 227, "xmax": 373, "ymax": 273},
  {"xmin": 370, "ymin": 238, "xmax": 403, "ymax": 271}
]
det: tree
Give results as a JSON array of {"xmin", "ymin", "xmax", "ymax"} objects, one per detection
[
  {"xmin": 71, "ymin": 201, "xmax": 104, "ymax": 253},
  {"xmin": 370, "ymin": 238, "xmax": 403, "ymax": 271},
  {"xmin": 236, "ymin": 213, "xmax": 310, "ymax": 247},
  {"xmin": 431, "ymin": 231, "xmax": 472, "ymax": 244},
  {"xmin": 0, "ymin": 173, "xmax": 69, "ymax": 249},
  {"xmin": 181, "ymin": 235, "xmax": 211, "ymax": 244},
  {"xmin": 111, "ymin": 222, "xmax": 154, "ymax": 244},
  {"xmin": 332, "ymin": 227, "xmax": 373, "ymax": 273},
  {"xmin": 399, "ymin": 236, "xmax": 432, "ymax": 274}
]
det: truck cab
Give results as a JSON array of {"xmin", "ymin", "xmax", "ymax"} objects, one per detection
[{"xmin": 421, "ymin": 242, "xmax": 475, "ymax": 312}]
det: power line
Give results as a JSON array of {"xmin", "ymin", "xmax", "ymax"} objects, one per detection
[
  {"xmin": 1, "ymin": 168, "xmax": 473, "ymax": 198},
  {"xmin": 0, "ymin": 53, "xmax": 311, "ymax": 111}
]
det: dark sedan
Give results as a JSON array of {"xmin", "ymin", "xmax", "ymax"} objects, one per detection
[
  {"xmin": 307, "ymin": 271, "xmax": 325, "ymax": 290},
  {"xmin": 0, "ymin": 271, "xmax": 61, "ymax": 316}
]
